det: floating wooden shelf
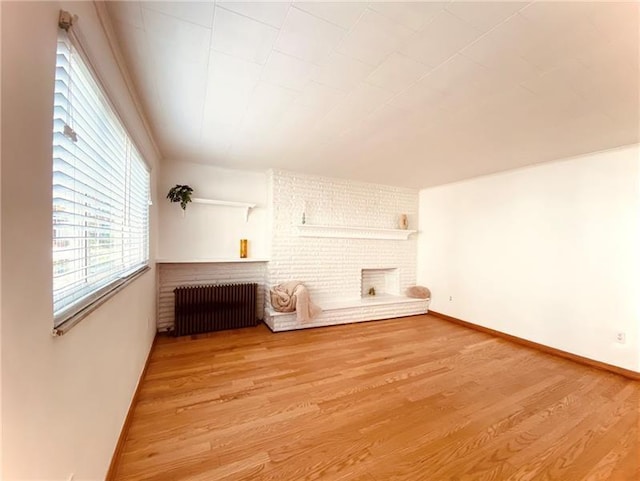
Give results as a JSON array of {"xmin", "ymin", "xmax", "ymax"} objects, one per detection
[
  {"xmin": 295, "ymin": 224, "xmax": 416, "ymax": 240},
  {"xmin": 191, "ymin": 198, "xmax": 256, "ymax": 221}
]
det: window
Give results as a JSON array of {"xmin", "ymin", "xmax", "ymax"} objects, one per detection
[{"xmin": 52, "ymin": 30, "xmax": 150, "ymax": 330}]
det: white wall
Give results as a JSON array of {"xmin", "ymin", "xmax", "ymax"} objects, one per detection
[
  {"xmin": 268, "ymin": 170, "xmax": 418, "ymax": 303},
  {"xmin": 159, "ymin": 160, "xmax": 268, "ymax": 261},
  {"xmin": 0, "ymin": 1, "xmax": 3, "ymax": 471},
  {"xmin": 1, "ymin": 2, "xmax": 159, "ymax": 479},
  {"xmin": 418, "ymin": 145, "xmax": 640, "ymax": 373}
]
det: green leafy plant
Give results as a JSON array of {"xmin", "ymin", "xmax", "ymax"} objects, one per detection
[{"xmin": 166, "ymin": 184, "xmax": 193, "ymax": 210}]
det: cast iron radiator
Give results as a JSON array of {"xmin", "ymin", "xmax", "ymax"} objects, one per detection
[{"xmin": 173, "ymin": 283, "xmax": 257, "ymax": 336}]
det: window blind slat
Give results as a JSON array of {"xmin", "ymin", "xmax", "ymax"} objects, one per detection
[
  {"xmin": 53, "ymin": 171, "xmax": 126, "ymax": 210},
  {"xmin": 53, "ymin": 139, "xmax": 125, "ymax": 189},
  {"xmin": 54, "ymin": 66, "xmax": 127, "ymax": 157}
]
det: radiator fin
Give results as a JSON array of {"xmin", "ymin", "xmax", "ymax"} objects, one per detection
[{"xmin": 174, "ymin": 283, "xmax": 257, "ymax": 336}]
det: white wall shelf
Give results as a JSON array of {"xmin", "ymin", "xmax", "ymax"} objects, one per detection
[
  {"xmin": 192, "ymin": 198, "xmax": 256, "ymax": 221},
  {"xmin": 295, "ymin": 224, "xmax": 416, "ymax": 240},
  {"xmin": 156, "ymin": 258, "xmax": 269, "ymax": 264}
]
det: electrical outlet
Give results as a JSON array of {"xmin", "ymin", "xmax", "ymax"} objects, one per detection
[
  {"xmin": 616, "ymin": 332, "xmax": 626, "ymax": 344},
  {"xmin": 449, "ymin": 296, "xmax": 453, "ymax": 301}
]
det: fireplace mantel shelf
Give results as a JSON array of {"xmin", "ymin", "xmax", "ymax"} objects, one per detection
[{"xmin": 295, "ymin": 224, "xmax": 416, "ymax": 240}]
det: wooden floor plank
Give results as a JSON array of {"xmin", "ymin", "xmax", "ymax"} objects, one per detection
[{"xmin": 111, "ymin": 315, "xmax": 639, "ymax": 481}]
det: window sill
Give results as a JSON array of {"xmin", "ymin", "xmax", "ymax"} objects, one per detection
[{"xmin": 52, "ymin": 265, "xmax": 151, "ymax": 336}]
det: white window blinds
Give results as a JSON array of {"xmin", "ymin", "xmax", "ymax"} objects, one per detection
[{"xmin": 52, "ymin": 30, "xmax": 150, "ymax": 327}]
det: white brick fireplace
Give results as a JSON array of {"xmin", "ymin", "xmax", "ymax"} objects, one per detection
[{"xmin": 265, "ymin": 170, "xmax": 428, "ymax": 331}]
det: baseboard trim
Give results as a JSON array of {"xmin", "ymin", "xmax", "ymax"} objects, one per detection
[
  {"xmin": 106, "ymin": 335, "xmax": 157, "ymax": 480},
  {"xmin": 429, "ymin": 311, "xmax": 640, "ymax": 381}
]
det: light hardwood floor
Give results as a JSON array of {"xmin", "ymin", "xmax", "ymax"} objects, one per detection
[{"xmin": 112, "ymin": 315, "xmax": 639, "ymax": 481}]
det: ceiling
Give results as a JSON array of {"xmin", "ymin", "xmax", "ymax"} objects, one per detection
[{"xmin": 106, "ymin": 1, "xmax": 640, "ymax": 188}]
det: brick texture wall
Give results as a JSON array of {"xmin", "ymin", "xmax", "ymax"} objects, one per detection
[
  {"xmin": 268, "ymin": 170, "xmax": 418, "ymax": 303},
  {"xmin": 157, "ymin": 170, "xmax": 421, "ymax": 331}
]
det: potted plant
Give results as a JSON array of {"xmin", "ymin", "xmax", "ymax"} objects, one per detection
[{"xmin": 166, "ymin": 184, "xmax": 193, "ymax": 210}]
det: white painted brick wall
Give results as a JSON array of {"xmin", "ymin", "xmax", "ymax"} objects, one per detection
[
  {"xmin": 157, "ymin": 171, "xmax": 424, "ymax": 332},
  {"xmin": 268, "ymin": 170, "xmax": 418, "ymax": 304}
]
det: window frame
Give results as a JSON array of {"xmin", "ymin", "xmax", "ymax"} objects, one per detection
[{"xmin": 51, "ymin": 25, "xmax": 151, "ymax": 336}]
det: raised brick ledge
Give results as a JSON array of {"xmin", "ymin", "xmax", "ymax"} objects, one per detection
[
  {"xmin": 264, "ymin": 296, "xmax": 429, "ymax": 332},
  {"xmin": 267, "ymin": 295, "xmax": 428, "ymax": 316}
]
